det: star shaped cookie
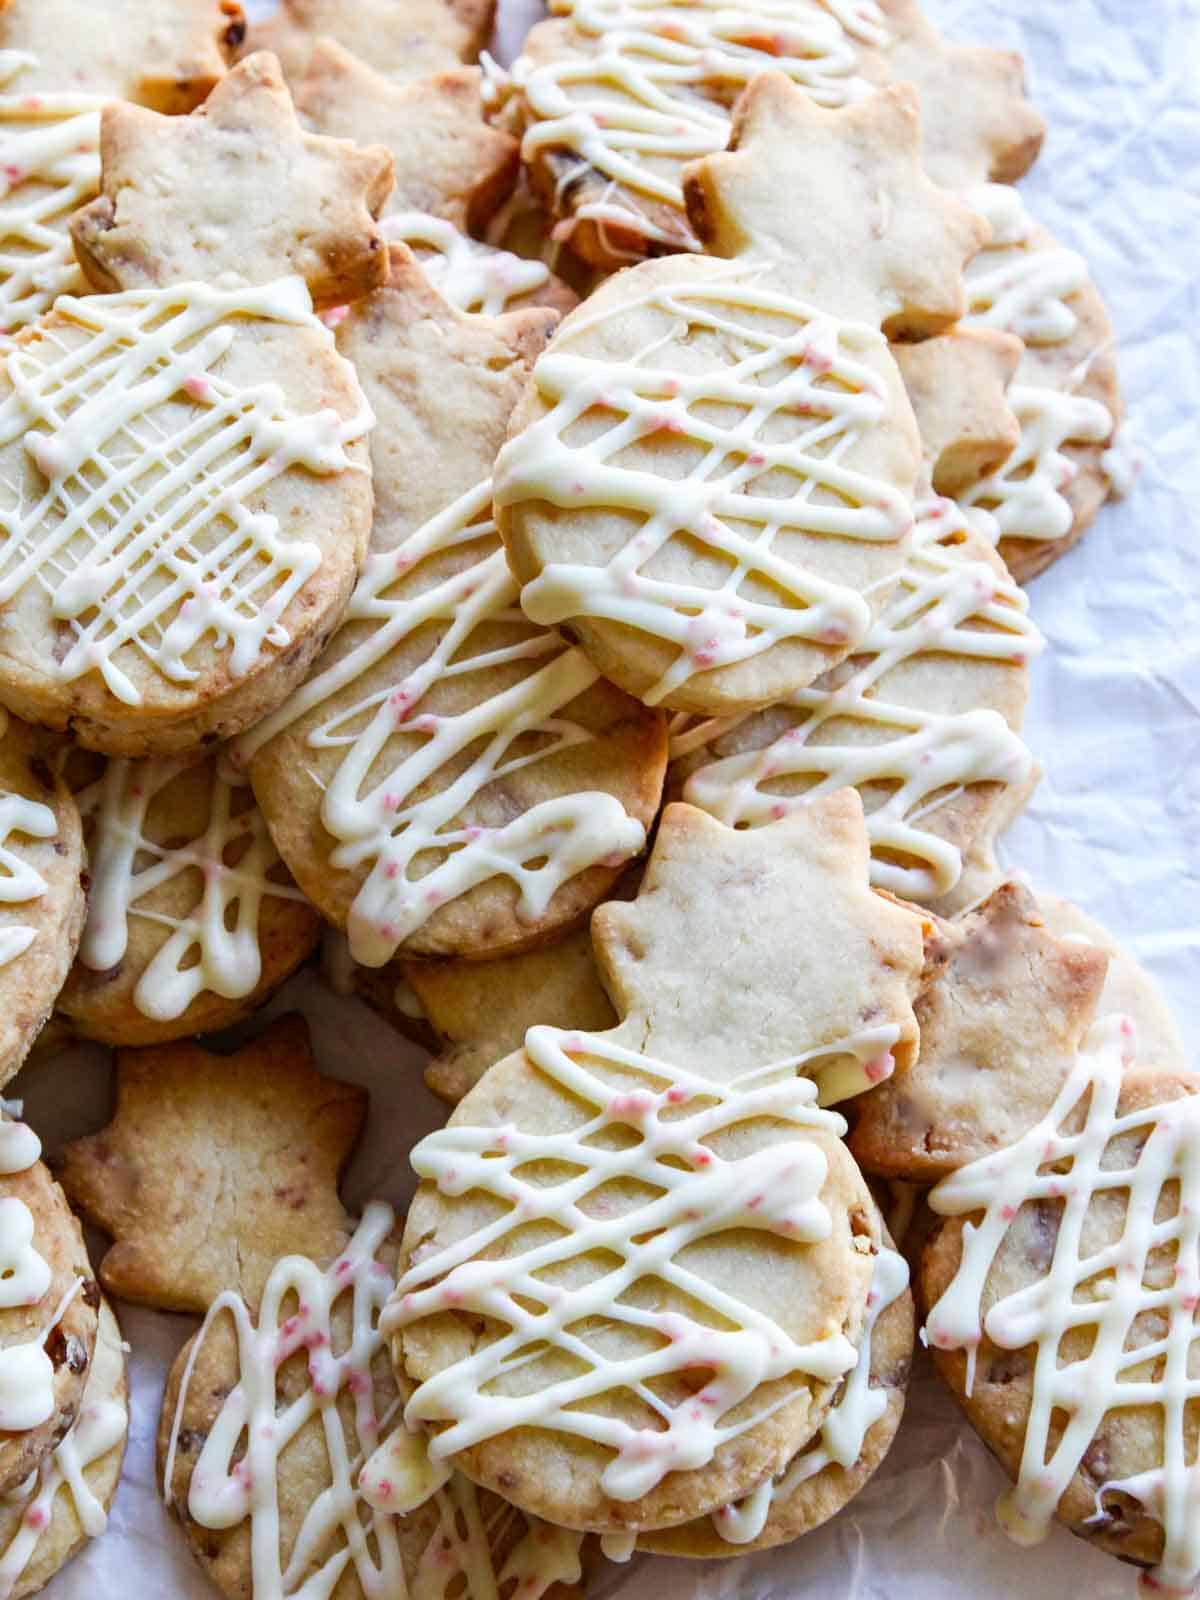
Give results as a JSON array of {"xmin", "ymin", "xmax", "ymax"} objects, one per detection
[
  {"xmin": 893, "ymin": 326, "xmax": 1021, "ymax": 493},
  {"xmin": 57, "ymin": 1014, "xmax": 367, "ymax": 1313},
  {"xmin": 247, "ymin": 0, "xmax": 493, "ymax": 87},
  {"xmin": 682, "ymin": 75, "xmax": 988, "ymax": 335},
  {"xmin": 71, "ymin": 52, "xmax": 394, "ymax": 305}
]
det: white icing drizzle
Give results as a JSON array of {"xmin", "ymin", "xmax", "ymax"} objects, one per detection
[
  {"xmin": 958, "ymin": 384, "xmax": 1114, "ymax": 544},
  {"xmin": 0, "ymin": 277, "xmax": 372, "ymax": 705},
  {"xmin": 674, "ymin": 495, "xmax": 1039, "ymax": 903},
  {"xmin": 926, "ymin": 1014, "xmax": 1200, "ymax": 1598},
  {"xmin": 0, "ymin": 51, "xmax": 101, "ymax": 339},
  {"xmin": 382, "ymin": 212, "xmax": 553, "ymax": 316},
  {"xmin": 0, "ymin": 789, "xmax": 57, "ymax": 970},
  {"xmin": 163, "ymin": 1202, "xmax": 582, "ymax": 1600},
  {"xmin": 1102, "ymin": 419, "xmax": 1143, "ymax": 499},
  {"xmin": 712, "ymin": 1244, "xmax": 908, "ymax": 1544},
  {"xmin": 962, "ymin": 184, "xmax": 1117, "ymax": 544},
  {"xmin": 0, "ymin": 1316, "xmax": 126, "ymax": 1600},
  {"xmin": 495, "ymin": 266, "xmax": 914, "ymax": 705},
  {"xmin": 0, "ymin": 1121, "xmax": 64, "ymax": 1435},
  {"xmin": 76, "ymin": 756, "xmax": 307, "ymax": 1022},
  {"xmin": 512, "ymin": 0, "xmax": 883, "ymax": 253},
  {"xmin": 389, "ymin": 1024, "xmax": 871, "ymax": 1502},
  {"xmin": 232, "ymin": 480, "xmax": 646, "ymax": 968}
]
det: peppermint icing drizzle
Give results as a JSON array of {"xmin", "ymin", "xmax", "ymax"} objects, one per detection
[
  {"xmin": 389, "ymin": 1024, "xmax": 878, "ymax": 1502},
  {"xmin": 495, "ymin": 266, "xmax": 913, "ymax": 705},
  {"xmin": 76, "ymin": 756, "xmax": 309, "ymax": 1022},
  {"xmin": 926, "ymin": 1014, "xmax": 1200, "ymax": 1598},
  {"xmin": 0, "ymin": 277, "xmax": 371, "ymax": 704},
  {"xmin": 0, "ymin": 786, "xmax": 57, "ymax": 970},
  {"xmin": 163, "ymin": 1201, "xmax": 582, "ymax": 1600},
  {"xmin": 673, "ymin": 494, "xmax": 1039, "ymax": 903},
  {"xmin": 382, "ymin": 211, "xmax": 554, "ymax": 316},
  {"xmin": 511, "ymin": 0, "xmax": 884, "ymax": 254},
  {"xmin": 233, "ymin": 480, "xmax": 646, "ymax": 968},
  {"xmin": 0, "ymin": 51, "xmax": 100, "ymax": 338}
]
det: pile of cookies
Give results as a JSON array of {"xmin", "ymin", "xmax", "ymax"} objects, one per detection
[{"xmin": 0, "ymin": 0, "xmax": 1187, "ymax": 1596}]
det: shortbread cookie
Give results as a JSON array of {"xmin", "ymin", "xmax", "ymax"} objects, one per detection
[
  {"xmin": 508, "ymin": 0, "xmax": 1039, "ymax": 268},
  {"xmin": 669, "ymin": 490, "xmax": 1037, "ymax": 907},
  {"xmin": 1037, "ymin": 894, "xmax": 1186, "ymax": 1072},
  {"xmin": 295, "ymin": 42, "xmax": 577, "ymax": 316},
  {"xmin": 247, "ymin": 0, "xmax": 495, "ymax": 88},
  {"xmin": 641, "ymin": 1231, "xmax": 911, "ymax": 1556},
  {"xmin": 0, "ymin": 58, "xmax": 380, "ymax": 756},
  {"xmin": 57, "ymin": 753, "xmax": 320, "ymax": 1045},
  {"xmin": 892, "ymin": 327, "xmax": 1022, "ymax": 496},
  {"xmin": 390, "ymin": 797, "xmax": 926, "ymax": 1533},
  {"xmin": 0, "ymin": 1120, "xmax": 99, "ymax": 1497},
  {"xmin": 959, "ymin": 183, "xmax": 1123, "ymax": 581},
  {"xmin": 922, "ymin": 1021, "xmax": 1200, "ymax": 1595},
  {"xmin": 0, "ymin": 1299, "xmax": 127, "ymax": 1600},
  {"xmin": 159, "ymin": 1202, "xmax": 584, "ymax": 1600},
  {"xmin": 0, "ymin": 714, "xmax": 86, "ymax": 1087},
  {"xmin": 236, "ymin": 250, "xmax": 664, "ymax": 967},
  {"xmin": 58, "ymin": 1016, "xmax": 366, "ymax": 1313},
  {"xmin": 849, "ymin": 880, "xmax": 1110, "ymax": 1180},
  {"xmin": 499, "ymin": 79, "xmax": 986, "ymax": 714}
]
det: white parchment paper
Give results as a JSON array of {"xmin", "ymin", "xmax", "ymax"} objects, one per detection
[{"xmin": 24, "ymin": 0, "xmax": 1200, "ymax": 1594}]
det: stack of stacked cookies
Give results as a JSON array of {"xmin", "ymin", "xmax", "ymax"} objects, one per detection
[{"xmin": 0, "ymin": 0, "xmax": 1186, "ymax": 1596}]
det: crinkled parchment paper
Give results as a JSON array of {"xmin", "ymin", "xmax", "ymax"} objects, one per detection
[{"xmin": 26, "ymin": 0, "xmax": 1200, "ymax": 1594}]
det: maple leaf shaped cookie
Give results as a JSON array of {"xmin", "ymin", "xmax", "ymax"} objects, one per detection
[
  {"xmin": 856, "ymin": 0, "xmax": 1045, "ymax": 190},
  {"xmin": 497, "ymin": 78, "xmax": 987, "ymax": 717},
  {"xmin": 849, "ymin": 879, "xmax": 1111, "ymax": 1180},
  {"xmin": 389, "ymin": 795, "xmax": 926, "ymax": 1535},
  {"xmin": 246, "ymin": 0, "xmax": 494, "ymax": 88},
  {"xmin": 58, "ymin": 1014, "xmax": 367, "ymax": 1314},
  {"xmin": 72, "ymin": 51, "xmax": 393, "ymax": 304}
]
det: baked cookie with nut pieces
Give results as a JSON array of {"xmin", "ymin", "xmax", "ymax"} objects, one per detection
[
  {"xmin": 58, "ymin": 1015, "xmax": 366, "ymax": 1314},
  {"xmin": 0, "ymin": 55, "xmax": 386, "ymax": 756},
  {"xmin": 0, "ymin": 1119, "xmax": 99, "ymax": 1499},
  {"xmin": 236, "ymin": 249, "xmax": 664, "ymax": 967},
  {"xmin": 57, "ymin": 751, "xmax": 320, "ymax": 1046},
  {"xmin": 0, "ymin": 715, "xmax": 85, "ymax": 1086},
  {"xmin": 497, "ymin": 77, "xmax": 986, "ymax": 715},
  {"xmin": 389, "ymin": 796, "xmax": 925, "ymax": 1535},
  {"xmin": 0, "ymin": 0, "xmax": 243, "ymax": 339},
  {"xmin": 246, "ymin": 0, "xmax": 495, "ymax": 87},
  {"xmin": 159, "ymin": 1201, "xmax": 584, "ymax": 1600},
  {"xmin": 0, "ymin": 1298, "xmax": 127, "ymax": 1600}
]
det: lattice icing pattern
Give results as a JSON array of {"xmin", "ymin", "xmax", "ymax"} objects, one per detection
[
  {"xmin": 389, "ymin": 1024, "xmax": 876, "ymax": 1502},
  {"xmin": 382, "ymin": 211, "xmax": 554, "ymax": 316},
  {"xmin": 75, "ymin": 755, "xmax": 309, "ymax": 1023},
  {"xmin": 512, "ymin": 0, "xmax": 885, "ymax": 254},
  {"xmin": 0, "ymin": 277, "xmax": 372, "ymax": 705},
  {"xmin": 496, "ymin": 266, "xmax": 914, "ymax": 706},
  {"xmin": 672, "ymin": 494, "xmax": 1039, "ymax": 902},
  {"xmin": 162, "ymin": 1201, "xmax": 583, "ymax": 1600},
  {"xmin": 0, "ymin": 52, "xmax": 99, "ymax": 339},
  {"xmin": 234, "ymin": 480, "xmax": 646, "ymax": 968},
  {"xmin": 925, "ymin": 1014, "xmax": 1200, "ymax": 1598},
  {"xmin": 0, "ymin": 782, "xmax": 57, "ymax": 969},
  {"xmin": 712, "ymin": 1243, "xmax": 909, "ymax": 1545},
  {"xmin": 962, "ymin": 183, "xmax": 1118, "ymax": 542}
]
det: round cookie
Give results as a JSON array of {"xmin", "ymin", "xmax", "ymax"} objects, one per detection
[
  {"xmin": 0, "ymin": 1299, "xmax": 128, "ymax": 1600},
  {"xmin": 921, "ymin": 1025, "xmax": 1200, "ymax": 1595},
  {"xmin": 237, "ymin": 249, "xmax": 664, "ymax": 968},
  {"xmin": 640, "ymin": 1234, "xmax": 912, "ymax": 1556},
  {"xmin": 960, "ymin": 183, "xmax": 1123, "ymax": 582},
  {"xmin": 669, "ymin": 493, "xmax": 1037, "ymax": 908},
  {"xmin": 57, "ymin": 753, "xmax": 321, "ymax": 1046},
  {"xmin": 159, "ymin": 1202, "xmax": 584, "ymax": 1600},
  {"xmin": 498, "ymin": 79, "xmax": 987, "ymax": 715},
  {"xmin": 388, "ymin": 800, "xmax": 926, "ymax": 1534},
  {"xmin": 0, "ymin": 1122, "xmax": 100, "ymax": 1498},
  {"xmin": 0, "ymin": 715, "xmax": 86, "ymax": 1087}
]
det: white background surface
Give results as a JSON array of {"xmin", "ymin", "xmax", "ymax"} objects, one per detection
[{"xmin": 23, "ymin": 0, "xmax": 1200, "ymax": 1594}]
